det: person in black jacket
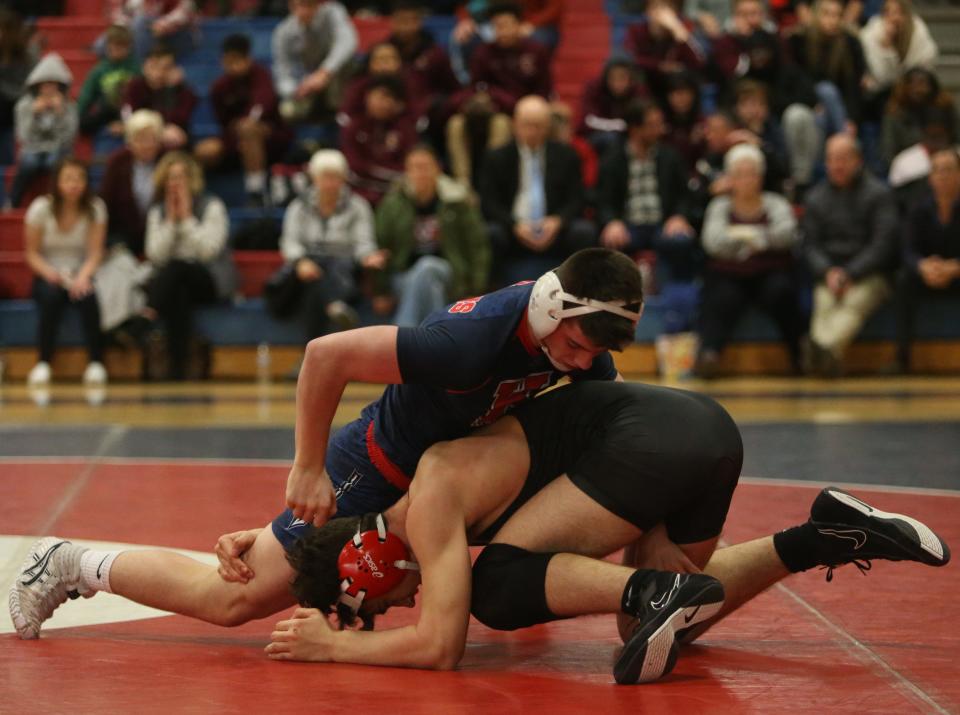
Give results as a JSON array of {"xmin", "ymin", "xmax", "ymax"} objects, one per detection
[
  {"xmin": 479, "ymin": 95, "xmax": 595, "ymax": 284},
  {"xmin": 596, "ymin": 100, "xmax": 697, "ymax": 263},
  {"xmin": 894, "ymin": 147, "xmax": 960, "ymax": 372}
]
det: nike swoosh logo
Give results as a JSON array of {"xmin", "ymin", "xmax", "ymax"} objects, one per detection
[
  {"xmin": 684, "ymin": 605, "xmax": 702, "ymax": 624},
  {"xmin": 649, "ymin": 574, "xmax": 682, "ymax": 611},
  {"xmin": 96, "ymin": 555, "xmax": 109, "ymax": 580},
  {"xmin": 817, "ymin": 527, "xmax": 867, "ymax": 550}
]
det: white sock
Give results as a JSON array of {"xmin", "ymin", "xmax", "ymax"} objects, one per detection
[
  {"xmin": 79, "ymin": 550, "xmax": 122, "ymax": 593},
  {"xmin": 245, "ymin": 171, "xmax": 266, "ymax": 193}
]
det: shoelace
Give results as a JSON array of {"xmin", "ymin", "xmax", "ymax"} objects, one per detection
[{"xmin": 822, "ymin": 559, "xmax": 872, "ymax": 582}]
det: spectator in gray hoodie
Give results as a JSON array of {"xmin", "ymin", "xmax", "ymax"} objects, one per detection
[
  {"xmin": 802, "ymin": 133, "xmax": 899, "ymax": 375},
  {"xmin": 279, "ymin": 149, "xmax": 388, "ymax": 339},
  {"xmin": 9, "ymin": 52, "xmax": 77, "ymax": 209},
  {"xmin": 272, "ymin": 0, "xmax": 358, "ymax": 123}
]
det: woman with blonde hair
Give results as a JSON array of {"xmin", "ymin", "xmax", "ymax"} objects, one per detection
[
  {"xmin": 144, "ymin": 151, "xmax": 233, "ymax": 380},
  {"xmin": 24, "ymin": 157, "xmax": 108, "ymax": 386},
  {"xmin": 861, "ymin": 0, "xmax": 938, "ymax": 94}
]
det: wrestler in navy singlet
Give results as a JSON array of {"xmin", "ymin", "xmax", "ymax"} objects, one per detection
[{"xmin": 272, "ymin": 282, "xmax": 617, "ymax": 551}]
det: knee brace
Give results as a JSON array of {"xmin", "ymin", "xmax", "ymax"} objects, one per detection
[{"xmin": 470, "ymin": 543, "xmax": 557, "ymax": 631}]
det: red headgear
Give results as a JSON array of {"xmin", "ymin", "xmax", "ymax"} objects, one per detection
[{"xmin": 337, "ymin": 513, "xmax": 419, "ymax": 614}]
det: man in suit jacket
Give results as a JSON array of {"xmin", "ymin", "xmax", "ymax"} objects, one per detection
[{"xmin": 479, "ymin": 95, "xmax": 595, "ymax": 284}]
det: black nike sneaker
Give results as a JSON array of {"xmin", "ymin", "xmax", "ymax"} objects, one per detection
[
  {"xmin": 614, "ymin": 571, "xmax": 725, "ymax": 685},
  {"xmin": 810, "ymin": 487, "xmax": 951, "ymax": 579}
]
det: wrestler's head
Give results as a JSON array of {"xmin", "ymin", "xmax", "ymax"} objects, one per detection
[{"xmin": 288, "ymin": 514, "xmax": 420, "ymax": 628}]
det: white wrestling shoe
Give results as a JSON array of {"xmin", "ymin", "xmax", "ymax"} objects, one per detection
[{"xmin": 9, "ymin": 537, "xmax": 91, "ymax": 640}]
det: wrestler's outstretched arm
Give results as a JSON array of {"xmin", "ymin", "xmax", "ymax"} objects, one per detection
[{"xmin": 288, "ymin": 327, "xmax": 403, "ymax": 527}]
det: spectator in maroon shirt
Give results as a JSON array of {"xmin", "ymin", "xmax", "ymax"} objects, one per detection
[
  {"xmin": 450, "ymin": 0, "xmax": 563, "ymax": 84},
  {"xmin": 339, "ymin": 75, "xmax": 419, "ymax": 206},
  {"xmin": 387, "ymin": 1, "xmax": 460, "ymax": 106},
  {"xmin": 446, "ymin": 3, "xmax": 551, "ymax": 188},
  {"xmin": 194, "ymin": 34, "xmax": 292, "ymax": 207},
  {"xmin": 339, "ymin": 42, "xmax": 424, "ymax": 124},
  {"xmin": 624, "ymin": 0, "xmax": 706, "ymax": 104},
  {"xmin": 577, "ymin": 59, "xmax": 648, "ymax": 156},
  {"xmin": 122, "ymin": 43, "xmax": 197, "ymax": 150},
  {"xmin": 99, "ymin": 109, "xmax": 165, "ymax": 256}
]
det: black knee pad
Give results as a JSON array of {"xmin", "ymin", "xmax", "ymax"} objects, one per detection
[{"xmin": 470, "ymin": 543, "xmax": 557, "ymax": 631}]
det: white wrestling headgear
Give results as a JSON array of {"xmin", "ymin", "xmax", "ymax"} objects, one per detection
[{"xmin": 527, "ymin": 270, "xmax": 643, "ymax": 343}]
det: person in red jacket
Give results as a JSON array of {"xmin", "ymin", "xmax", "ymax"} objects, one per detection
[
  {"xmin": 339, "ymin": 75, "xmax": 419, "ymax": 206},
  {"xmin": 624, "ymin": 0, "xmax": 706, "ymax": 104},
  {"xmin": 121, "ymin": 43, "xmax": 197, "ymax": 150},
  {"xmin": 194, "ymin": 34, "xmax": 293, "ymax": 207}
]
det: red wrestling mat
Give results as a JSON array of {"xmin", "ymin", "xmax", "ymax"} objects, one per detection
[{"xmin": 1, "ymin": 461, "xmax": 957, "ymax": 714}]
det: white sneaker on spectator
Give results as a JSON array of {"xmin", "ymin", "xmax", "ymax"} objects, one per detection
[
  {"xmin": 83, "ymin": 361, "xmax": 107, "ymax": 385},
  {"xmin": 28, "ymin": 361, "xmax": 51, "ymax": 386}
]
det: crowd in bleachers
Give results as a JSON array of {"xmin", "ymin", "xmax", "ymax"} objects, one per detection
[{"xmin": 0, "ymin": 0, "xmax": 958, "ymax": 385}]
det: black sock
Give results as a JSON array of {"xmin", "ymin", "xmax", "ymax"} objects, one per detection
[{"xmin": 773, "ymin": 523, "xmax": 826, "ymax": 573}]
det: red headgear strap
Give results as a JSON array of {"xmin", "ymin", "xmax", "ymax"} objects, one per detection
[{"xmin": 337, "ymin": 513, "xmax": 419, "ymax": 614}]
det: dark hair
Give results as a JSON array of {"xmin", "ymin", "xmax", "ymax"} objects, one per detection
[
  {"xmin": 221, "ymin": 33, "xmax": 251, "ymax": 57},
  {"xmin": 553, "ymin": 248, "xmax": 644, "ymax": 350},
  {"xmin": 887, "ymin": 66, "xmax": 955, "ymax": 115},
  {"xmin": 366, "ymin": 73, "xmax": 406, "ymax": 102},
  {"xmin": 50, "ymin": 157, "xmax": 96, "ymax": 221},
  {"xmin": 664, "ymin": 70, "xmax": 702, "ymax": 125},
  {"xmin": 624, "ymin": 98, "xmax": 660, "ymax": 129},
  {"xmin": 602, "ymin": 59, "xmax": 637, "ymax": 96},
  {"xmin": 288, "ymin": 515, "xmax": 364, "ymax": 624},
  {"xmin": 145, "ymin": 42, "xmax": 175, "ymax": 62},
  {"xmin": 487, "ymin": 2, "xmax": 523, "ymax": 20},
  {"xmin": 666, "ymin": 69, "xmax": 699, "ymax": 95}
]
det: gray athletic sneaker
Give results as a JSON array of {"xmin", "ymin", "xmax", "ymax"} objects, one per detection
[{"xmin": 9, "ymin": 537, "xmax": 90, "ymax": 640}]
